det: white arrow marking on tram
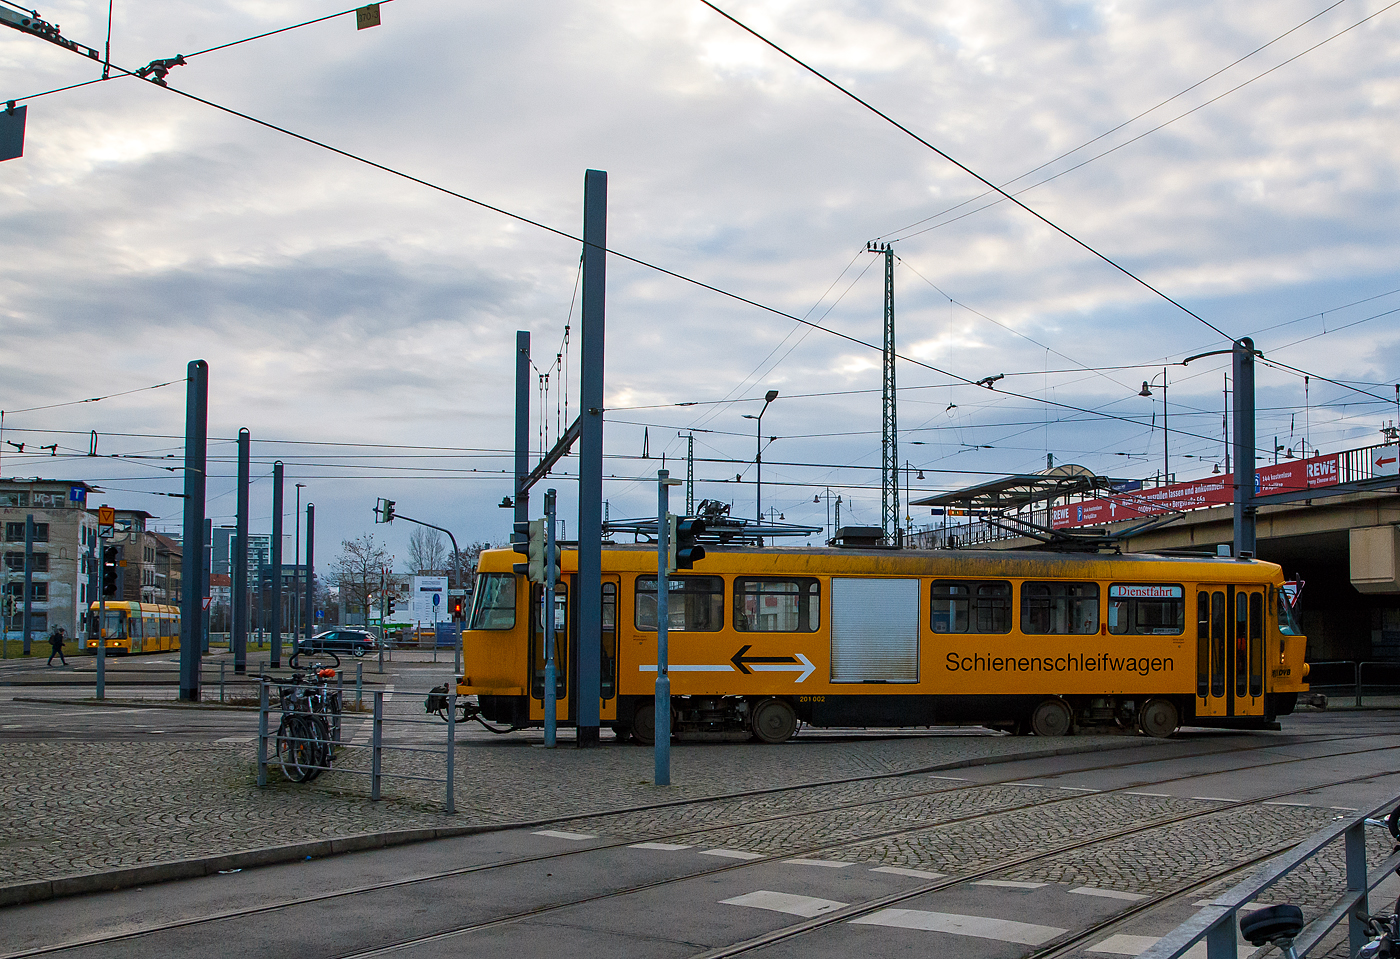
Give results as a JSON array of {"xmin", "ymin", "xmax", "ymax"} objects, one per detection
[
  {"xmin": 638, "ymin": 664, "xmax": 736, "ymax": 672},
  {"xmin": 747, "ymin": 653, "xmax": 815, "ymax": 683}
]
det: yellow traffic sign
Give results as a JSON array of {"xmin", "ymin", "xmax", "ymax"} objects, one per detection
[{"xmin": 98, "ymin": 506, "xmax": 115, "ymax": 527}]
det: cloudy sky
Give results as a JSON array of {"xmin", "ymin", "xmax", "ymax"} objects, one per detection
[{"xmin": 2, "ymin": 0, "xmax": 1399, "ymax": 564}]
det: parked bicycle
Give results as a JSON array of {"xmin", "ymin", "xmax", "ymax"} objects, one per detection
[
  {"xmin": 274, "ymin": 665, "xmax": 342, "ymax": 782},
  {"xmin": 287, "ymin": 643, "xmax": 340, "ymax": 669}
]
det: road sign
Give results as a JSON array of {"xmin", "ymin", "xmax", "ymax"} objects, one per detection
[
  {"xmin": 1375, "ymin": 445, "xmax": 1399, "ymax": 477},
  {"xmin": 201, "ymin": 597, "xmax": 212, "ymax": 611},
  {"xmin": 97, "ymin": 506, "xmax": 115, "ymax": 527},
  {"xmin": 69, "ymin": 486, "xmax": 86, "ymax": 503}
]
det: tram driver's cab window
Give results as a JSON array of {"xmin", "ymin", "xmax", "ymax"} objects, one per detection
[
  {"xmin": 1107, "ymin": 584, "xmax": 1185, "ymax": 635},
  {"xmin": 930, "ymin": 581, "xmax": 1011, "ymax": 633},
  {"xmin": 734, "ymin": 578, "xmax": 819, "ymax": 632},
  {"xmin": 1021, "ymin": 582, "xmax": 1099, "ymax": 634},
  {"xmin": 636, "ymin": 576, "xmax": 724, "ymax": 631},
  {"xmin": 468, "ymin": 572, "xmax": 517, "ymax": 630}
]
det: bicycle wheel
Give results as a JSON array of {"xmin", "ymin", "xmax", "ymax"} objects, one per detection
[
  {"xmin": 304, "ymin": 715, "xmax": 332, "ymax": 780},
  {"xmin": 276, "ymin": 715, "xmax": 312, "ymax": 782}
]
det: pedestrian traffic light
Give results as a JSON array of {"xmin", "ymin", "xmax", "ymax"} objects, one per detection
[
  {"xmin": 101, "ymin": 545, "xmax": 119, "ymax": 597},
  {"xmin": 386, "ymin": 593, "xmax": 396, "ymax": 615},
  {"xmin": 668, "ymin": 515, "xmax": 707, "ymax": 571}
]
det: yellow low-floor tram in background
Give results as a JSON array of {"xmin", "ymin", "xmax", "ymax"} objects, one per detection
[
  {"xmin": 457, "ymin": 544, "xmax": 1309, "ymax": 743},
  {"xmin": 85, "ymin": 601, "xmax": 181, "ymax": 655}
]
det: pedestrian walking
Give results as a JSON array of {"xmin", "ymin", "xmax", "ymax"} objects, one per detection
[{"xmin": 46, "ymin": 626, "xmax": 67, "ymax": 667}]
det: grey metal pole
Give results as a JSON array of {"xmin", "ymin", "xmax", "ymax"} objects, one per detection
[
  {"xmin": 257, "ymin": 679, "xmax": 268, "ymax": 787},
  {"xmin": 515, "ymin": 330, "xmax": 530, "ymax": 530},
  {"xmin": 445, "ymin": 688, "xmax": 456, "ymax": 814},
  {"xmin": 371, "ymin": 690, "xmax": 383, "ymax": 801},
  {"xmin": 21, "ymin": 514, "xmax": 32, "ymax": 655},
  {"xmin": 202, "ymin": 517, "xmax": 211, "ymax": 655},
  {"xmin": 179, "ymin": 359, "xmax": 208, "ymax": 701},
  {"xmin": 291, "ymin": 484, "xmax": 304, "ymax": 644},
  {"xmin": 233, "ymin": 428, "xmax": 250, "ymax": 674},
  {"xmin": 1232, "ymin": 339, "xmax": 1256, "ymax": 558},
  {"xmin": 655, "ymin": 469, "xmax": 673, "ymax": 786},
  {"xmin": 96, "ymin": 526, "xmax": 107, "ymax": 700},
  {"xmin": 576, "ymin": 168, "xmax": 607, "ymax": 749},
  {"xmin": 271, "ymin": 461, "xmax": 283, "ymax": 668},
  {"xmin": 1162, "ymin": 366, "xmax": 1169, "ymax": 481},
  {"xmin": 544, "ymin": 488, "xmax": 557, "ymax": 748},
  {"xmin": 303, "ymin": 504, "xmax": 315, "ymax": 639},
  {"xmin": 356, "ymin": 660, "xmax": 363, "ymax": 705}
]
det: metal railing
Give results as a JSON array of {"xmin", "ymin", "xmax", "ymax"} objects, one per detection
[
  {"xmin": 1302, "ymin": 660, "xmax": 1400, "ymax": 707},
  {"xmin": 255, "ymin": 677, "xmax": 457, "ymax": 813},
  {"xmin": 1141, "ymin": 796, "xmax": 1400, "ymax": 958}
]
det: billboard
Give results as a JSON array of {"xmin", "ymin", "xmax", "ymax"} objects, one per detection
[{"xmin": 411, "ymin": 575, "xmax": 448, "ymax": 624}]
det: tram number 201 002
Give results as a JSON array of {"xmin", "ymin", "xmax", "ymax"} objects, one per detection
[{"xmin": 798, "ymin": 696, "xmax": 826, "ymax": 703}]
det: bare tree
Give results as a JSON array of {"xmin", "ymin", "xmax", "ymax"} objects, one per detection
[
  {"xmin": 407, "ymin": 527, "xmax": 447, "ymax": 575},
  {"xmin": 327, "ymin": 534, "xmax": 390, "ymax": 622},
  {"xmin": 448, "ymin": 541, "xmax": 497, "ymax": 587}
]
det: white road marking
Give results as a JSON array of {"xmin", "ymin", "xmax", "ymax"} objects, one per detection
[
  {"xmin": 722, "ymin": 890, "xmax": 847, "ymax": 918},
  {"xmin": 1088, "ymin": 934, "xmax": 1162, "ymax": 955},
  {"xmin": 1125, "ymin": 791, "xmax": 1172, "ymax": 797},
  {"xmin": 1263, "ymin": 801, "xmax": 1312, "ymax": 807},
  {"xmin": 1189, "ymin": 797, "xmax": 1237, "ymax": 803},
  {"xmin": 1058, "ymin": 786, "xmax": 1100, "ymax": 792},
  {"xmin": 925, "ymin": 776, "xmax": 967, "ymax": 781},
  {"xmin": 1071, "ymin": 886, "xmax": 1147, "ymax": 901},
  {"xmin": 851, "ymin": 908, "xmax": 1066, "ymax": 945},
  {"xmin": 974, "ymin": 879, "xmax": 1047, "ymax": 889},
  {"xmin": 871, "ymin": 866, "xmax": 945, "ymax": 880},
  {"xmin": 216, "ymin": 736, "xmax": 254, "ymax": 743},
  {"xmin": 701, "ymin": 848, "xmax": 765, "ymax": 860},
  {"xmin": 1331, "ymin": 806, "xmax": 1359, "ymax": 811},
  {"xmin": 1007, "ymin": 782, "xmax": 1050, "ymax": 788},
  {"xmin": 783, "ymin": 858, "xmax": 853, "ymax": 868},
  {"xmin": 629, "ymin": 842, "xmax": 692, "ymax": 851},
  {"xmin": 532, "ymin": 830, "xmax": 595, "ymax": 841}
]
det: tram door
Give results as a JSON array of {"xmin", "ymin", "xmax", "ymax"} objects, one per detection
[
  {"xmin": 1195, "ymin": 586, "xmax": 1267, "ymax": 719},
  {"xmin": 530, "ymin": 575, "xmax": 620, "ymax": 724}
]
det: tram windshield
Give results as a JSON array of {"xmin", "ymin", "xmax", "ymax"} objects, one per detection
[
  {"xmin": 101, "ymin": 611, "xmax": 126, "ymax": 637},
  {"xmin": 1278, "ymin": 591, "xmax": 1302, "ymax": 635}
]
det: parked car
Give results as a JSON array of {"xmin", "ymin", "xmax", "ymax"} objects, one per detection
[{"xmin": 299, "ymin": 628, "xmax": 378, "ymax": 658}]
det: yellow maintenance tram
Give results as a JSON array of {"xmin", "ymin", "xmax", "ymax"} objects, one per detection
[
  {"xmin": 457, "ymin": 546, "xmax": 1308, "ymax": 741},
  {"xmin": 85, "ymin": 601, "xmax": 181, "ymax": 654}
]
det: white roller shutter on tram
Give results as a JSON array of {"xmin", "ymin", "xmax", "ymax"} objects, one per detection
[{"xmin": 830, "ymin": 578, "xmax": 920, "ymax": 682}]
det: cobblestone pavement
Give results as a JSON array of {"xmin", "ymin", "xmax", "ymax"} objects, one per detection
[{"xmin": 0, "ymin": 727, "xmax": 1149, "ymax": 888}]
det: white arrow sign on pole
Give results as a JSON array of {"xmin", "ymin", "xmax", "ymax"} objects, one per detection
[{"xmin": 1374, "ymin": 445, "xmax": 1399, "ymax": 477}]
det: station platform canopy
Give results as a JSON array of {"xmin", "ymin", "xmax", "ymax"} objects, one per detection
[{"xmin": 910, "ymin": 464, "xmax": 1128, "ymax": 512}]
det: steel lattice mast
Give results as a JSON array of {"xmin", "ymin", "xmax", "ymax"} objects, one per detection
[{"xmin": 869, "ymin": 242, "xmax": 898, "ymax": 545}]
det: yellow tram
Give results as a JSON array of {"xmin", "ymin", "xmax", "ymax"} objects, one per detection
[
  {"xmin": 85, "ymin": 601, "xmax": 181, "ymax": 654},
  {"xmin": 457, "ymin": 546, "xmax": 1309, "ymax": 742}
]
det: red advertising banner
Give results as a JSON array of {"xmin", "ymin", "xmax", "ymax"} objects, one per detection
[{"xmin": 1051, "ymin": 452, "xmax": 1341, "ymax": 530}]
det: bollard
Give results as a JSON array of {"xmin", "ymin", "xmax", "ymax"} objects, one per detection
[
  {"xmin": 1357, "ymin": 661, "xmax": 1363, "ymax": 708},
  {"xmin": 257, "ymin": 680, "xmax": 269, "ymax": 787},
  {"xmin": 446, "ymin": 689, "xmax": 456, "ymax": 814},
  {"xmin": 378, "ymin": 642, "xmax": 384, "ymax": 674},
  {"xmin": 356, "ymin": 661, "xmax": 363, "ymax": 705},
  {"xmin": 454, "ymin": 642, "xmax": 460, "ymax": 675},
  {"xmin": 220, "ymin": 661, "xmax": 226, "ymax": 704},
  {"xmin": 371, "ymin": 690, "xmax": 383, "ymax": 801}
]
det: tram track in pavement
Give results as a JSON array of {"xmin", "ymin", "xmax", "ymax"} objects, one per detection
[{"xmin": 6, "ymin": 730, "xmax": 1399, "ymax": 959}]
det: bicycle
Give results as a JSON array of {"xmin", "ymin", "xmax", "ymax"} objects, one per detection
[
  {"xmin": 287, "ymin": 643, "xmax": 340, "ymax": 670},
  {"xmin": 274, "ymin": 665, "xmax": 342, "ymax": 782}
]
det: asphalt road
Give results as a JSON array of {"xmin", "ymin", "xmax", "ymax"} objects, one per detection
[{"xmin": 7, "ymin": 712, "xmax": 1400, "ymax": 959}]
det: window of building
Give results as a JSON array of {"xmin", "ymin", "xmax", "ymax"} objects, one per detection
[
  {"xmin": 1021, "ymin": 582, "xmax": 1100, "ymax": 634},
  {"xmin": 5, "ymin": 522, "xmax": 48, "ymax": 543},
  {"xmin": 0, "ymin": 492, "xmax": 26, "ymax": 507},
  {"xmin": 1107, "ymin": 584, "xmax": 1185, "ymax": 635},
  {"xmin": 636, "ymin": 576, "xmax": 724, "ymax": 631},
  {"xmin": 467, "ymin": 573, "xmax": 515, "ymax": 630},
  {"xmin": 3, "ymin": 582, "xmax": 46, "ymax": 601},
  {"xmin": 29, "ymin": 492, "xmax": 65, "ymax": 509},
  {"xmin": 930, "ymin": 580, "xmax": 1012, "ymax": 633},
  {"xmin": 734, "ymin": 578, "xmax": 819, "ymax": 632}
]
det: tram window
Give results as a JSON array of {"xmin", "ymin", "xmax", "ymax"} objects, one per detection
[
  {"xmin": 1277, "ymin": 591, "xmax": 1302, "ymax": 635},
  {"xmin": 468, "ymin": 573, "xmax": 516, "ymax": 630},
  {"xmin": 930, "ymin": 581, "xmax": 1011, "ymax": 633},
  {"xmin": 1021, "ymin": 582, "xmax": 1099, "ymax": 635},
  {"xmin": 734, "ymin": 578, "xmax": 819, "ymax": 632},
  {"xmin": 1196, "ymin": 591, "xmax": 1210, "ymax": 697},
  {"xmin": 635, "ymin": 576, "xmax": 724, "ymax": 632},
  {"xmin": 1107, "ymin": 584, "xmax": 1184, "ymax": 636}
]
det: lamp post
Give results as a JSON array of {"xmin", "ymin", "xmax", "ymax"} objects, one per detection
[
  {"xmin": 292, "ymin": 482, "xmax": 305, "ymax": 642},
  {"xmin": 814, "ymin": 488, "xmax": 842, "ymax": 544},
  {"xmin": 742, "ymin": 390, "xmax": 779, "ymax": 537},
  {"xmin": 1139, "ymin": 368, "xmax": 1169, "ymax": 483}
]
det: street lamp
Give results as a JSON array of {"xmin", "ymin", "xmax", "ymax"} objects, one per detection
[
  {"xmin": 742, "ymin": 389, "xmax": 779, "ymax": 534},
  {"xmin": 1139, "ymin": 368, "xmax": 1169, "ymax": 483}
]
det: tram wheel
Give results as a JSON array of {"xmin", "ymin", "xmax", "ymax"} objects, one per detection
[
  {"xmin": 1030, "ymin": 698, "xmax": 1073, "ymax": 737},
  {"xmin": 1138, "ymin": 698, "xmax": 1179, "ymax": 738},
  {"xmin": 631, "ymin": 702, "xmax": 656, "ymax": 746},
  {"xmin": 751, "ymin": 698, "xmax": 798, "ymax": 744}
]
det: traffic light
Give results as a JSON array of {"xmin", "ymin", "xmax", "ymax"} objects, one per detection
[
  {"xmin": 449, "ymin": 596, "xmax": 464, "ymax": 620},
  {"xmin": 386, "ymin": 593, "xmax": 396, "ymax": 615},
  {"xmin": 513, "ymin": 519, "xmax": 546, "ymax": 581},
  {"xmin": 668, "ymin": 515, "xmax": 707, "ymax": 571},
  {"xmin": 376, "ymin": 497, "xmax": 396, "ymax": 523},
  {"xmin": 101, "ymin": 545, "xmax": 120, "ymax": 597}
]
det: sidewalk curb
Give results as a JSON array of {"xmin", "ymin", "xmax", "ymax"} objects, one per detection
[
  {"xmin": 0, "ymin": 736, "xmax": 1151, "ymax": 908},
  {"xmin": 12, "ymin": 697, "xmax": 264, "ymax": 712}
]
